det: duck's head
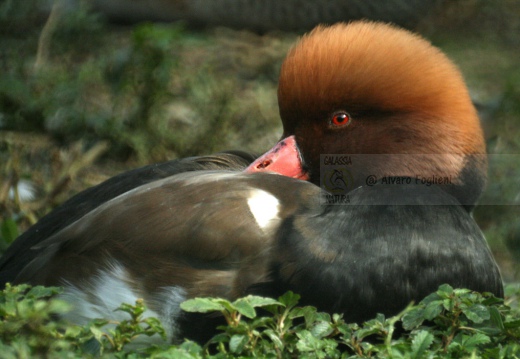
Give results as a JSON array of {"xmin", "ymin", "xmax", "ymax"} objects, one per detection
[{"xmin": 246, "ymin": 21, "xmax": 486, "ymax": 208}]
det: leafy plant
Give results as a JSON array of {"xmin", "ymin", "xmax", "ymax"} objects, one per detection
[
  {"xmin": 402, "ymin": 284, "xmax": 520, "ymax": 358},
  {"xmin": 0, "ymin": 284, "xmax": 182, "ymax": 358},
  {"xmin": 182, "ymin": 292, "xmax": 309, "ymax": 356},
  {"xmin": 0, "ymin": 283, "xmax": 520, "ymax": 358},
  {"xmin": 0, "ymin": 284, "xmax": 76, "ymax": 357}
]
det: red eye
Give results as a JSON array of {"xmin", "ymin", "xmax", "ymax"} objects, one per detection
[{"xmin": 331, "ymin": 112, "xmax": 350, "ymax": 127}]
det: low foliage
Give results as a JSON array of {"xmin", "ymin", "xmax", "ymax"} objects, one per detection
[
  {"xmin": 1, "ymin": 0, "xmax": 519, "ymax": 278},
  {"xmin": 0, "ymin": 283, "xmax": 519, "ymax": 358}
]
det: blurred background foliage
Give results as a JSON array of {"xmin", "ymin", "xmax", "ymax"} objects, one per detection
[{"xmin": 0, "ymin": 0, "xmax": 519, "ymax": 281}]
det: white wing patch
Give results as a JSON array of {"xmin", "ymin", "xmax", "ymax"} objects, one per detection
[
  {"xmin": 60, "ymin": 263, "xmax": 142, "ymax": 325},
  {"xmin": 148, "ymin": 286, "xmax": 187, "ymax": 342},
  {"xmin": 59, "ymin": 262, "xmax": 186, "ymax": 344},
  {"xmin": 247, "ymin": 189, "xmax": 280, "ymax": 231}
]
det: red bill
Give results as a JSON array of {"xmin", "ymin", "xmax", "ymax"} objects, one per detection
[{"xmin": 244, "ymin": 135, "xmax": 309, "ymax": 180}]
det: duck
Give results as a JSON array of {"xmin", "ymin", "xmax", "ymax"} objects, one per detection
[{"xmin": 0, "ymin": 21, "xmax": 503, "ymax": 344}]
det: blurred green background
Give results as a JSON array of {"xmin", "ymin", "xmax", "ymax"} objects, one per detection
[{"xmin": 0, "ymin": 0, "xmax": 519, "ymax": 281}]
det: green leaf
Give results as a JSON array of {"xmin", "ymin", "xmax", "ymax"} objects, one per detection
[
  {"xmin": 354, "ymin": 326, "xmax": 383, "ymax": 340},
  {"xmin": 462, "ymin": 332, "xmax": 491, "ymax": 349},
  {"xmin": 180, "ymin": 298, "xmax": 226, "ymax": 313},
  {"xmin": 296, "ymin": 330, "xmax": 338, "ymax": 356},
  {"xmin": 296, "ymin": 330, "xmax": 319, "ymax": 352},
  {"xmin": 332, "ymin": 313, "xmax": 343, "ymax": 322},
  {"xmin": 453, "ymin": 288, "xmax": 471, "ymax": 296},
  {"xmin": 45, "ymin": 298, "xmax": 72, "ymax": 315},
  {"xmin": 289, "ymin": 305, "xmax": 315, "ymax": 321},
  {"xmin": 117, "ymin": 301, "xmax": 145, "ymax": 317},
  {"xmin": 142, "ymin": 317, "xmax": 167, "ymax": 339},
  {"xmin": 420, "ymin": 292, "xmax": 442, "ymax": 305},
  {"xmin": 241, "ymin": 295, "xmax": 281, "ymax": 308},
  {"xmin": 232, "ymin": 298, "xmax": 256, "ymax": 319},
  {"xmin": 26, "ymin": 285, "xmax": 62, "ymax": 299},
  {"xmin": 263, "ymin": 329, "xmax": 284, "ymax": 351},
  {"xmin": 336, "ymin": 322, "xmax": 355, "ymax": 337},
  {"xmin": 442, "ymin": 298, "xmax": 455, "ymax": 311},
  {"xmin": 423, "ymin": 300, "xmax": 443, "ymax": 320},
  {"xmin": 437, "ymin": 284, "xmax": 454, "ymax": 297},
  {"xmin": 316, "ymin": 312, "xmax": 332, "ymax": 323},
  {"xmin": 229, "ymin": 334, "xmax": 248, "ymax": 353},
  {"xmin": 278, "ymin": 291, "xmax": 300, "ymax": 308},
  {"xmin": 205, "ymin": 332, "xmax": 230, "ymax": 347},
  {"xmin": 402, "ymin": 308, "xmax": 425, "ymax": 330},
  {"xmin": 178, "ymin": 340, "xmax": 204, "ymax": 354},
  {"xmin": 411, "ymin": 330, "xmax": 434, "ymax": 359},
  {"xmin": 90, "ymin": 326, "xmax": 106, "ymax": 342},
  {"xmin": 489, "ymin": 306, "xmax": 505, "ymax": 331},
  {"xmin": 152, "ymin": 348, "xmax": 201, "ymax": 359},
  {"xmin": 482, "ymin": 295, "xmax": 504, "ymax": 306},
  {"xmin": 64, "ymin": 325, "xmax": 83, "ymax": 338},
  {"xmin": 311, "ymin": 321, "xmax": 334, "ymax": 339},
  {"xmin": 504, "ymin": 319, "xmax": 520, "ymax": 329},
  {"xmin": 213, "ymin": 298, "xmax": 237, "ymax": 313},
  {"xmin": 462, "ymin": 304, "xmax": 490, "ymax": 323}
]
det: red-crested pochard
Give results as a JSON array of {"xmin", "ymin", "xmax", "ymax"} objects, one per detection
[{"xmin": 0, "ymin": 21, "xmax": 503, "ymax": 344}]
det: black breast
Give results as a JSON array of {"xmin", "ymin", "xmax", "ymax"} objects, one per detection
[{"xmin": 256, "ymin": 182, "xmax": 503, "ymax": 323}]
